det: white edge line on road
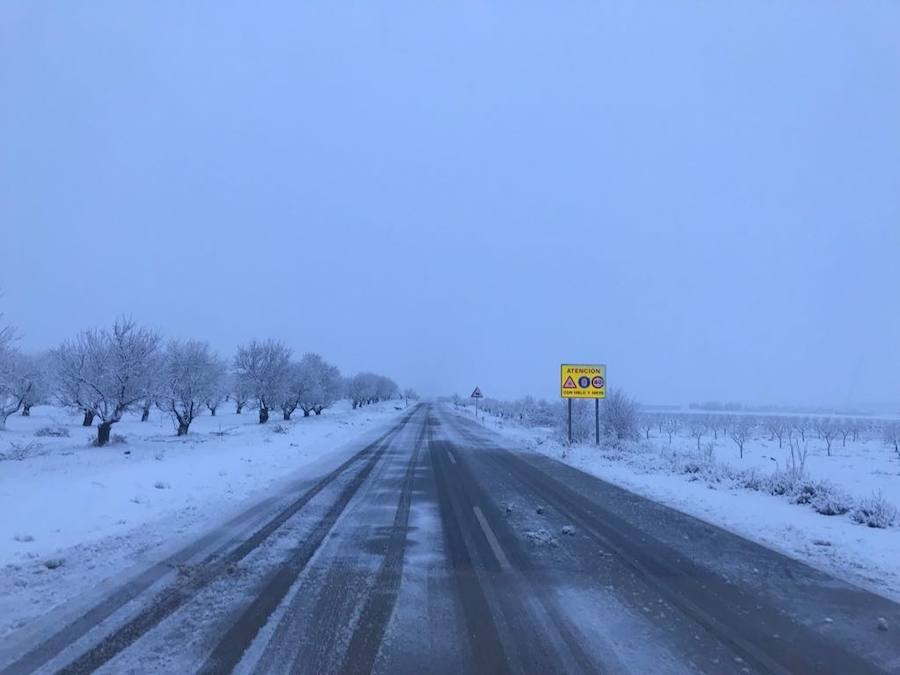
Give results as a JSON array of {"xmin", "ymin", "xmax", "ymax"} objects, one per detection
[
  {"xmin": 447, "ymin": 450, "xmax": 457, "ymax": 464},
  {"xmin": 473, "ymin": 506, "xmax": 512, "ymax": 571}
]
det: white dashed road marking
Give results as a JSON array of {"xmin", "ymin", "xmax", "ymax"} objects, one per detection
[{"xmin": 473, "ymin": 506, "xmax": 512, "ymax": 571}]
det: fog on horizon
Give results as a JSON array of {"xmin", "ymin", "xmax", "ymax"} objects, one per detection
[{"xmin": 1, "ymin": 3, "xmax": 898, "ymax": 411}]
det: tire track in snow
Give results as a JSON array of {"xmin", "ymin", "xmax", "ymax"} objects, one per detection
[
  {"xmin": 198, "ymin": 409, "xmax": 423, "ymax": 674},
  {"xmin": 25, "ymin": 412, "xmax": 414, "ymax": 675}
]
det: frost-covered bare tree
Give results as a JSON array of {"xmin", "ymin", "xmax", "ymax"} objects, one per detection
[
  {"xmin": 280, "ymin": 362, "xmax": 302, "ymax": 421},
  {"xmin": 815, "ymin": 418, "xmax": 837, "ymax": 457},
  {"xmin": 348, "ymin": 373, "xmax": 376, "ymax": 408},
  {"xmin": 157, "ymin": 340, "xmax": 224, "ymax": 435},
  {"xmin": 662, "ymin": 416, "xmax": 680, "ymax": 445},
  {"xmin": 793, "ymin": 417, "xmax": 809, "ymax": 443},
  {"xmin": 14, "ymin": 352, "xmax": 52, "ymax": 417},
  {"xmin": 139, "ymin": 352, "xmax": 164, "ymax": 422},
  {"xmin": 884, "ymin": 422, "xmax": 900, "ymax": 458},
  {"xmin": 54, "ymin": 339, "xmax": 97, "ymax": 426},
  {"xmin": 347, "ymin": 372, "xmax": 397, "ymax": 408},
  {"xmin": 294, "ymin": 353, "xmax": 342, "ymax": 417},
  {"xmin": 850, "ymin": 419, "xmax": 864, "ymax": 443},
  {"xmin": 402, "ymin": 388, "xmax": 419, "ymax": 407},
  {"xmin": 233, "ymin": 339, "xmax": 291, "ymax": 423},
  {"xmin": 729, "ymin": 416, "xmax": 755, "ymax": 459},
  {"xmin": 688, "ymin": 419, "xmax": 707, "ymax": 451},
  {"xmin": 203, "ymin": 357, "xmax": 229, "ymax": 416},
  {"xmin": 600, "ymin": 389, "xmax": 639, "ymax": 441},
  {"xmin": 230, "ymin": 372, "xmax": 252, "ymax": 414},
  {"xmin": 836, "ymin": 419, "xmax": 854, "ymax": 448},
  {"xmin": 53, "ymin": 318, "xmax": 160, "ymax": 445},
  {"xmin": 375, "ymin": 375, "xmax": 398, "ymax": 402},
  {"xmin": 638, "ymin": 413, "xmax": 655, "ymax": 440},
  {"xmin": 0, "ymin": 329, "xmax": 27, "ymax": 430},
  {"xmin": 764, "ymin": 417, "xmax": 788, "ymax": 448}
]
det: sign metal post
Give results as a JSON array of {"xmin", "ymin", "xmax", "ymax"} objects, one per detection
[
  {"xmin": 560, "ymin": 364, "xmax": 606, "ymax": 446},
  {"xmin": 470, "ymin": 386, "xmax": 484, "ymax": 420}
]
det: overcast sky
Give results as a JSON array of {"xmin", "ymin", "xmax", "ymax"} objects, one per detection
[{"xmin": 1, "ymin": 3, "xmax": 898, "ymax": 408}]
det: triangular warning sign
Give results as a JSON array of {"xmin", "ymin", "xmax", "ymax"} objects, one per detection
[
  {"xmin": 471, "ymin": 387, "xmax": 483, "ymax": 398},
  {"xmin": 563, "ymin": 376, "xmax": 577, "ymax": 389}
]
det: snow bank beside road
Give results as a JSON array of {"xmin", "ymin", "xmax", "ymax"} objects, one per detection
[
  {"xmin": 450, "ymin": 406, "xmax": 900, "ymax": 603},
  {"xmin": 0, "ymin": 400, "xmax": 406, "ymax": 638}
]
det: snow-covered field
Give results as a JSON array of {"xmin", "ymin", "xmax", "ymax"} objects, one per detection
[
  {"xmin": 0, "ymin": 400, "xmax": 406, "ymax": 638},
  {"xmin": 451, "ymin": 405, "xmax": 900, "ymax": 603}
]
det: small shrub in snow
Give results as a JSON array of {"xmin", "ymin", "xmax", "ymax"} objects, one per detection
[
  {"xmin": 1, "ymin": 440, "xmax": 43, "ymax": 461},
  {"xmin": 271, "ymin": 424, "xmax": 289, "ymax": 434},
  {"xmin": 811, "ymin": 487, "xmax": 853, "ymax": 516},
  {"xmin": 702, "ymin": 462, "xmax": 735, "ymax": 484},
  {"xmin": 736, "ymin": 468, "xmax": 766, "ymax": 492},
  {"xmin": 766, "ymin": 471, "xmax": 797, "ymax": 497},
  {"xmin": 789, "ymin": 479, "xmax": 822, "ymax": 505},
  {"xmin": 43, "ymin": 558, "xmax": 64, "ymax": 570},
  {"xmin": 153, "ymin": 481, "xmax": 170, "ymax": 490},
  {"xmin": 681, "ymin": 461, "xmax": 703, "ymax": 475},
  {"xmin": 13, "ymin": 533, "xmax": 34, "ymax": 543},
  {"xmin": 34, "ymin": 425, "xmax": 69, "ymax": 438},
  {"xmin": 851, "ymin": 492, "xmax": 897, "ymax": 529}
]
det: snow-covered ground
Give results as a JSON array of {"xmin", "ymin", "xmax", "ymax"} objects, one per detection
[
  {"xmin": 0, "ymin": 400, "xmax": 407, "ymax": 638},
  {"xmin": 450, "ymin": 405, "xmax": 900, "ymax": 603}
]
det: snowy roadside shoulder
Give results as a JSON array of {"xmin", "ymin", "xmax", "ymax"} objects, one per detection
[
  {"xmin": 451, "ymin": 407, "xmax": 900, "ymax": 603},
  {"xmin": 0, "ymin": 400, "xmax": 408, "ymax": 639}
]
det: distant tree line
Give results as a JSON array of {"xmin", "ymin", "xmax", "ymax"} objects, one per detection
[
  {"xmin": 0, "ymin": 310, "xmax": 402, "ymax": 446},
  {"xmin": 638, "ymin": 411, "xmax": 900, "ymax": 460}
]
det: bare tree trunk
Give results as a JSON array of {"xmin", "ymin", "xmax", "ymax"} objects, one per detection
[
  {"xmin": 97, "ymin": 422, "xmax": 113, "ymax": 446},
  {"xmin": 303, "ymin": 409, "xmax": 310, "ymax": 417},
  {"xmin": 22, "ymin": 405, "xmax": 31, "ymax": 417},
  {"xmin": 141, "ymin": 404, "xmax": 151, "ymax": 422},
  {"xmin": 83, "ymin": 410, "xmax": 95, "ymax": 427},
  {"xmin": 259, "ymin": 407, "xmax": 269, "ymax": 424},
  {"xmin": 236, "ymin": 402, "xmax": 244, "ymax": 414},
  {"xmin": 177, "ymin": 421, "xmax": 190, "ymax": 436},
  {"xmin": 283, "ymin": 410, "xmax": 292, "ymax": 421}
]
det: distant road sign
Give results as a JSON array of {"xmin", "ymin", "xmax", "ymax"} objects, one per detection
[
  {"xmin": 471, "ymin": 387, "xmax": 484, "ymax": 399},
  {"xmin": 560, "ymin": 364, "xmax": 606, "ymax": 399}
]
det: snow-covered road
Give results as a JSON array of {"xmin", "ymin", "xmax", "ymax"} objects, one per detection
[{"xmin": 1, "ymin": 404, "xmax": 898, "ymax": 674}]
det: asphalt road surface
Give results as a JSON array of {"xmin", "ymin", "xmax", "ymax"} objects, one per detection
[{"xmin": 2, "ymin": 404, "xmax": 899, "ymax": 674}]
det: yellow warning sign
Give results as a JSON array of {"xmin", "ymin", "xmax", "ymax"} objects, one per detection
[{"xmin": 560, "ymin": 364, "xmax": 606, "ymax": 399}]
